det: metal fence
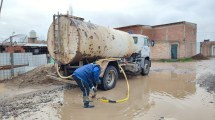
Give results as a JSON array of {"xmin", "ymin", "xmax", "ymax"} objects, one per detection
[{"xmin": 0, "ymin": 53, "xmax": 48, "ymax": 80}]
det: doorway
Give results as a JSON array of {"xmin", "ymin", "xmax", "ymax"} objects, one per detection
[
  {"xmin": 212, "ymin": 46, "xmax": 215, "ymax": 56},
  {"xmin": 171, "ymin": 44, "xmax": 178, "ymax": 59}
]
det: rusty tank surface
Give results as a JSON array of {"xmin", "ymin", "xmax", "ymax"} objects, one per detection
[{"xmin": 47, "ymin": 15, "xmax": 137, "ymax": 64}]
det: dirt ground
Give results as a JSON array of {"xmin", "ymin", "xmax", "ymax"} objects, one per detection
[{"xmin": 0, "ymin": 58, "xmax": 215, "ymax": 120}]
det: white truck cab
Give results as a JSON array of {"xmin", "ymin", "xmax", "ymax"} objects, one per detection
[
  {"xmin": 131, "ymin": 34, "xmax": 150, "ymax": 58},
  {"xmin": 121, "ymin": 34, "xmax": 153, "ymax": 78}
]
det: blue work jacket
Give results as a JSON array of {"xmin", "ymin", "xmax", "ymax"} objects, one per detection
[{"xmin": 72, "ymin": 64, "xmax": 101, "ymax": 88}]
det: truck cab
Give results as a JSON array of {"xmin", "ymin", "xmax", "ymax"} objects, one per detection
[
  {"xmin": 120, "ymin": 34, "xmax": 152, "ymax": 76},
  {"xmin": 131, "ymin": 34, "xmax": 150, "ymax": 58},
  {"xmin": 97, "ymin": 34, "xmax": 153, "ymax": 90}
]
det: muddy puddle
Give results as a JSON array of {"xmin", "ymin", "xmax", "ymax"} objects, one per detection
[
  {"xmin": 1, "ymin": 59, "xmax": 215, "ymax": 120},
  {"xmin": 58, "ymin": 71, "xmax": 215, "ymax": 120}
]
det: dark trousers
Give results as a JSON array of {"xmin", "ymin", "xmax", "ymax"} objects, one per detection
[{"xmin": 72, "ymin": 75, "xmax": 90, "ymax": 97}]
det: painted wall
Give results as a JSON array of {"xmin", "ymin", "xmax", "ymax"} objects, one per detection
[
  {"xmin": 0, "ymin": 53, "xmax": 48, "ymax": 80},
  {"xmin": 116, "ymin": 22, "xmax": 197, "ymax": 59}
]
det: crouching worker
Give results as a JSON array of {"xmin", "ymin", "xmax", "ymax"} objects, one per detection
[{"xmin": 72, "ymin": 63, "xmax": 101, "ymax": 108}]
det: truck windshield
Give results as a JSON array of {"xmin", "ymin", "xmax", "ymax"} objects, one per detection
[{"xmin": 133, "ymin": 37, "xmax": 138, "ymax": 44}]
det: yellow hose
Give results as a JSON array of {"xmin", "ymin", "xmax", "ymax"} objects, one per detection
[
  {"xmin": 99, "ymin": 63, "xmax": 129, "ymax": 103},
  {"xmin": 55, "ymin": 63, "xmax": 73, "ymax": 79},
  {"xmin": 55, "ymin": 60, "xmax": 130, "ymax": 103}
]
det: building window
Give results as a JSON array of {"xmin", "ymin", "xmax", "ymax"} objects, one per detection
[
  {"xmin": 0, "ymin": 46, "xmax": 5, "ymax": 52},
  {"xmin": 133, "ymin": 37, "xmax": 138, "ymax": 44}
]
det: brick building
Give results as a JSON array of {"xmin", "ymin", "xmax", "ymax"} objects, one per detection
[
  {"xmin": 0, "ymin": 30, "xmax": 47, "ymax": 54},
  {"xmin": 200, "ymin": 40, "xmax": 215, "ymax": 57},
  {"xmin": 0, "ymin": 37, "xmax": 47, "ymax": 54},
  {"xmin": 115, "ymin": 21, "xmax": 197, "ymax": 60}
]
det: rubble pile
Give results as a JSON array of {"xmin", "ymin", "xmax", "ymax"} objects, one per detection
[
  {"xmin": 192, "ymin": 53, "xmax": 209, "ymax": 60},
  {"xmin": 8, "ymin": 64, "xmax": 64, "ymax": 87}
]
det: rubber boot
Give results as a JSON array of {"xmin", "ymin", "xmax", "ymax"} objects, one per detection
[
  {"xmin": 83, "ymin": 102, "xmax": 94, "ymax": 108},
  {"xmin": 83, "ymin": 96, "xmax": 94, "ymax": 108},
  {"xmin": 83, "ymin": 96, "xmax": 93, "ymax": 102}
]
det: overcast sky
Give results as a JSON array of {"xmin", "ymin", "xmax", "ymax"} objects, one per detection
[{"xmin": 0, "ymin": 0, "xmax": 215, "ymax": 42}]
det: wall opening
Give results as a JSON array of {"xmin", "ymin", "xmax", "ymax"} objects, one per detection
[
  {"xmin": 212, "ymin": 46, "xmax": 215, "ymax": 56},
  {"xmin": 171, "ymin": 44, "xmax": 178, "ymax": 59}
]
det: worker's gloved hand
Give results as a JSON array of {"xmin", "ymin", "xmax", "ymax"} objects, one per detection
[
  {"xmin": 91, "ymin": 86, "xmax": 97, "ymax": 92},
  {"xmin": 92, "ymin": 93, "xmax": 97, "ymax": 98},
  {"xmin": 90, "ymin": 86, "xmax": 97, "ymax": 98}
]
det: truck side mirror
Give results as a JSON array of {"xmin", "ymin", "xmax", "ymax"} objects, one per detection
[{"xmin": 150, "ymin": 40, "xmax": 155, "ymax": 47}]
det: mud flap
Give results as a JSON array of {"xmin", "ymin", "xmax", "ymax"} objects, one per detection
[
  {"xmin": 149, "ymin": 60, "xmax": 151, "ymax": 67},
  {"xmin": 140, "ymin": 58, "xmax": 145, "ymax": 69}
]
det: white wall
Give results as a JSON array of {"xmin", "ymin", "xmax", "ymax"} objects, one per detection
[
  {"xmin": 0, "ymin": 53, "xmax": 48, "ymax": 80},
  {"xmin": 196, "ymin": 42, "xmax": 200, "ymax": 54}
]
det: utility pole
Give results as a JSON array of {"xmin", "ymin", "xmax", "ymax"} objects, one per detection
[
  {"xmin": 0, "ymin": 0, "xmax": 3, "ymax": 15},
  {"xmin": 10, "ymin": 36, "xmax": 14, "ymax": 78}
]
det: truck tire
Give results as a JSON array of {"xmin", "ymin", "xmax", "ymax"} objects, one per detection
[
  {"xmin": 99, "ymin": 66, "xmax": 118, "ymax": 90},
  {"xmin": 141, "ymin": 59, "xmax": 150, "ymax": 76}
]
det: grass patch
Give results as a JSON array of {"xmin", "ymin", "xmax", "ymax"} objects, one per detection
[{"xmin": 160, "ymin": 57, "xmax": 193, "ymax": 62}]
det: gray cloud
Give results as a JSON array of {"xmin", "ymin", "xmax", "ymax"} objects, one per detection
[{"xmin": 0, "ymin": 0, "xmax": 215, "ymax": 42}]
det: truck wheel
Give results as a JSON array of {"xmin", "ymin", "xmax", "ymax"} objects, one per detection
[
  {"xmin": 141, "ymin": 59, "xmax": 150, "ymax": 76},
  {"xmin": 99, "ymin": 66, "xmax": 118, "ymax": 90}
]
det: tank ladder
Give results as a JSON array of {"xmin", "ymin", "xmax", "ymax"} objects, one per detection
[{"xmin": 53, "ymin": 13, "xmax": 61, "ymax": 54}]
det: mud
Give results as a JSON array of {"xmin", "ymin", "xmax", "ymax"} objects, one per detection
[
  {"xmin": 0, "ymin": 84, "xmax": 6, "ymax": 93},
  {"xmin": 0, "ymin": 58, "xmax": 215, "ymax": 120},
  {"xmin": 0, "ymin": 86, "xmax": 64, "ymax": 119},
  {"xmin": 4, "ymin": 64, "xmax": 64, "ymax": 87}
]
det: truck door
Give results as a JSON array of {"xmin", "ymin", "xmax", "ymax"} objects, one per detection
[
  {"xmin": 141, "ymin": 37, "xmax": 150, "ymax": 58},
  {"xmin": 132, "ymin": 36, "xmax": 150, "ymax": 58}
]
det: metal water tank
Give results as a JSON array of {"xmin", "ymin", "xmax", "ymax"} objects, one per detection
[
  {"xmin": 29, "ymin": 30, "xmax": 37, "ymax": 38},
  {"xmin": 47, "ymin": 15, "xmax": 137, "ymax": 64}
]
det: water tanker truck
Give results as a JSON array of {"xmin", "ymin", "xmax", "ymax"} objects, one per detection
[{"xmin": 47, "ymin": 14, "xmax": 154, "ymax": 90}]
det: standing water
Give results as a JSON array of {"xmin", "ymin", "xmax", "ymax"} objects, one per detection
[{"xmin": 1, "ymin": 59, "xmax": 215, "ymax": 120}]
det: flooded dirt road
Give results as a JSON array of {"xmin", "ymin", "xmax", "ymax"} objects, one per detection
[{"xmin": 1, "ymin": 58, "xmax": 215, "ymax": 120}]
